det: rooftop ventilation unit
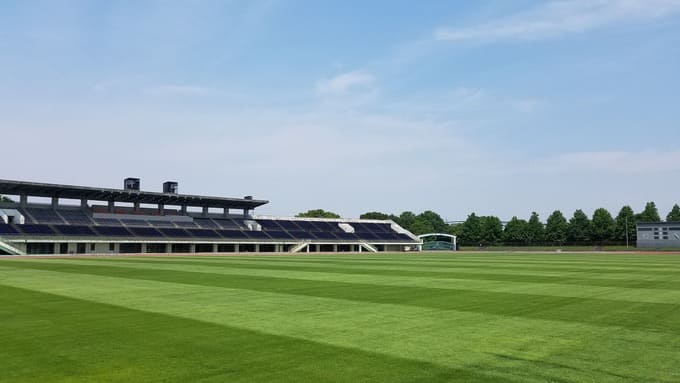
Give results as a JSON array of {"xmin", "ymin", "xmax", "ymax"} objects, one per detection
[
  {"xmin": 163, "ymin": 181, "xmax": 178, "ymax": 194},
  {"xmin": 124, "ymin": 178, "xmax": 140, "ymax": 191}
]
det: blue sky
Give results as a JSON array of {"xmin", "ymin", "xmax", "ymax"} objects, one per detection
[{"xmin": 1, "ymin": 0, "xmax": 679, "ymax": 221}]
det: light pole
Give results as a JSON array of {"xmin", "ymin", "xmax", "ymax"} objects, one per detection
[{"xmin": 625, "ymin": 216, "xmax": 629, "ymax": 249}]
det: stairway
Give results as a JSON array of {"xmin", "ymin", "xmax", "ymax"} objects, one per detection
[{"xmin": 0, "ymin": 239, "xmax": 24, "ymax": 255}]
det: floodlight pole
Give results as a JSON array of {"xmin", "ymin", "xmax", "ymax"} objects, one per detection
[{"xmin": 625, "ymin": 216, "xmax": 629, "ymax": 249}]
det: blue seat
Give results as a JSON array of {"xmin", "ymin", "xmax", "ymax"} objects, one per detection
[
  {"xmin": 128, "ymin": 227, "xmax": 163, "ymax": 237},
  {"xmin": 187, "ymin": 229, "xmax": 220, "ymax": 238},
  {"xmin": 17, "ymin": 224, "xmax": 56, "ymax": 235},
  {"xmin": 158, "ymin": 228, "xmax": 191, "ymax": 237},
  {"xmin": 58, "ymin": 209, "xmax": 94, "ymax": 224},
  {"xmin": 0, "ymin": 225, "xmax": 20, "ymax": 235},
  {"xmin": 93, "ymin": 226, "xmax": 134, "ymax": 236},
  {"xmin": 53, "ymin": 225, "xmax": 97, "ymax": 236},
  {"xmin": 217, "ymin": 230, "xmax": 249, "ymax": 239},
  {"xmin": 266, "ymin": 230, "xmax": 294, "ymax": 239},
  {"xmin": 244, "ymin": 231, "xmax": 271, "ymax": 239}
]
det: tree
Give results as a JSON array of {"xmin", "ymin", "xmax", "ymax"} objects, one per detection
[
  {"xmin": 479, "ymin": 216, "xmax": 503, "ymax": 245},
  {"xmin": 525, "ymin": 212, "xmax": 545, "ymax": 245},
  {"xmin": 417, "ymin": 210, "xmax": 448, "ymax": 233},
  {"xmin": 667, "ymin": 204, "xmax": 680, "ymax": 222},
  {"xmin": 567, "ymin": 209, "xmax": 591, "ymax": 242},
  {"xmin": 360, "ymin": 211, "xmax": 390, "ymax": 220},
  {"xmin": 637, "ymin": 201, "xmax": 661, "ymax": 222},
  {"xmin": 545, "ymin": 210, "xmax": 568, "ymax": 245},
  {"xmin": 447, "ymin": 223, "xmax": 463, "ymax": 237},
  {"xmin": 460, "ymin": 213, "xmax": 482, "ymax": 245},
  {"xmin": 591, "ymin": 208, "xmax": 615, "ymax": 244},
  {"xmin": 0, "ymin": 195, "xmax": 13, "ymax": 203},
  {"xmin": 409, "ymin": 217, "xmax": 434, "ymax": 235},
  {"xmin": 614, "ymin": 206, "xmax": 636, "ymax": 242},
  {"xmin": 296, "ymin": 209, "xmax": 341, "ymax": 219},
  {"xmin": 503, "ymin": 216, "xmax": 528, "ymax": 245},
  {"xmin": 396, "ymin": 211, "xmax": 417, "ymax": 231}
]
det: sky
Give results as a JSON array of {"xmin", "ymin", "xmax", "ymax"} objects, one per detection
[{"xmin": 1, "ymin": 0, "xmax": 679, "ymax": 221}]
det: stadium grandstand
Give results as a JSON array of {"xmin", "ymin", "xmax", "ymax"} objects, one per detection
[{"xmin": 0, "ymin": 178, "xmax": 420, "ymax": 255}]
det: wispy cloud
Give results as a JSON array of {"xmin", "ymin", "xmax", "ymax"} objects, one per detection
[
  {"xmin": 435, "ymin": 0, "xmax": 680, "ymax": 42},
  {"xmin": 143, "ymin": 85, "xmax": 209, "ymax": 96},
  {"xmin": 534, "ymin": 150, "xmax": 680, "ymax": 174},
  {"xmin": 316, "ymin": 70, "xmax": 375, "ymax": 95}
]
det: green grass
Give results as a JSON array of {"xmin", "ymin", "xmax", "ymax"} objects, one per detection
[{"xmin": 1, "ymin": 253, "xmax": 680, "ymax": 382}]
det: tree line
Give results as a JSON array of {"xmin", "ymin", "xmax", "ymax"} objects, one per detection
[
  {"xmin": 356, "ymin": 202, "xmax": 680, "ymax": 246},
  {"xmin": 299, "ymin": 203, "xmax": 680, "ymax": 245}
]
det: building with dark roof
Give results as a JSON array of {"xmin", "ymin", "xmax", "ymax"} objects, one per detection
[
  {"xmin": 0, "ymin": 178, "xmax": 420, "ymax": 255},
  {"xmin": 636, "ymin": 222, "xmax": 680, "ymax": 248}
]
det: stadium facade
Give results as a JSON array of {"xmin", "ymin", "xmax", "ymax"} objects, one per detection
[
  {"xmin": 636, "ymin": 222, "xmax": 680, "ymax": 248},
  {"xmin": 0, "ymin": 179, "xmax": 421, "ymax": 256}
]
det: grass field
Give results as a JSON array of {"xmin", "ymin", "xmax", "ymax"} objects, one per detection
[{"xmin": 1, "ymin": 252, "xmax": 680, "ymax": 382}]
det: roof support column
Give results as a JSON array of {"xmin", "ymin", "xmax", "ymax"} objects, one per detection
[
  {"xmin": 159, "ymin": 204, "xmax": 165, "ymax": 215},
  {"xmin": 20, "ymin": 194, "xmax": 27, "ymax": 206},
  {"xmin": 181, "ymin": 205, "xmax": 187, "ymax": 215},
  {"xmin": 202, "ymin": 206, "xmax": 209, "ymax": 217},
  {"xmin": 223, "ymin": 208, "xmax": 229, "ymax": 218},
  {"xmin": 133, "ymin": 202, "xmax": 140, "ymax": 213},
  {"xmin": 51, "ymin": 197, "xmax": 59, "ymax": 209},
  {"xmin": 80, "ymin": 198, "xmax": 88, "ymax": 208},
  {"xmin": 108, "ymin": 200, "xmax": 114, "ymax": 213}
]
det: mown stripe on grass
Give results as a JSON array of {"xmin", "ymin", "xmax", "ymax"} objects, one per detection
[
  {"xmin": 2, "ymin": 269, "xmax": 676, "ymax": 383},
  {"xmin": 0, "ymin": 284, "xmax": 510, "ymax": 383},
  {"xmin": 110, "ymin": 257, "xmax": 680, "ymax": 291},
  {"xmin": 246, "ymin": 258, "xmax": 680, "ymax": 275},
  {"xmin": 3, "ymin": 259, "xmax": 680, "ymax": 335},
  {"xmin": 49, "ymin": 258, "xmax": 680, "ymax": 305},
  {"xmin": 218, "ymin": 253, "xmax": 680, "ymax": 268},
  {"xmin": 145, "ymin": 254, "xmax": 680, "ymax": 276},
  {"xmin": 46, "ymin": 256, "xmax": 680, "ymax": 284}
]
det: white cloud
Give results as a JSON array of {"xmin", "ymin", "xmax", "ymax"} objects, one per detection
[
  {"xmin": 532, "ymin": 150, "xmax": 680, "ymax": 174},
  {"xmin": 435, "ymin": 0, "xmax": 680, "ymax": 42},
  {"xmin": 316, "ymin": 70, "xmax": 375, "ymax": 95},
  {"xmin": 143, "ymin": 85, "xmax": 209, "ymax": 96}
]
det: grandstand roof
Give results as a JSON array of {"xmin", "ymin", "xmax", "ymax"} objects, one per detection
[{"xmin": 0, "ymin": 179, "xmax": 268, "ymax": 210}]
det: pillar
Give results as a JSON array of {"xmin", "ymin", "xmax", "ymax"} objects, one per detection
[
  {"xmin": 234, "ymin": 244, "xmax": 240, "ymax": 253},
  {"xmin": 108, "ymin": 200, "xmax": 114, "ymax": 213},
  {"xmin": 202, "ymin": 206, "xmax": 209, "ymax": 217},
  {"xmin": 134, "ymin": 202, "xmax": 140, "ymax": 213},
  {"xmin": 159, "ymin": 204, "xmax": 165, "ymax": 215},
  {"xmin": 332, "ymin": 244, "xmax": 338, "ymax": 252},
  {"xmin": 80, "ymin": 198, "xmax": 88, "ymax": 208},
  {"xmin": 254, "ymin": 244, "xmax": 260, "ymax": 253},
  {"xmin": 181, "ymin": 205, "xmax": 187, "ymax": 214},
  {"xmin": 51, "ymin": 197, "xmax": 59, "ymax": 208},
  {"xmin": 213, "ymin": 243, "xmax": 218, "ymax": 253},
  {"xmin": 20, "ymin": 194, "xmax": 28, "ymax": 206},
  {"xmin": 141, "ymin": 243, "xmax": 147, "ymax": 253},
  {"xmin": 189, "ymin": 243, "xmax": 196, "ymax": 253},
  {"xmin": 223, "ymin": 208, "xmax": 229, "ymax": 218}
]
